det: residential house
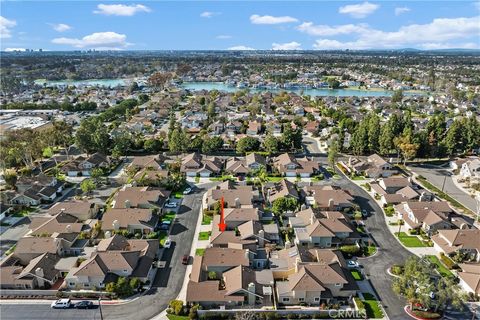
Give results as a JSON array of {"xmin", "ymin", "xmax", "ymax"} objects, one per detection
[
  {"xmin": 47, "ymin": 200, "xmax": 99, "ymax": 221},
  {"xmin": 102, "ymin": 208, "xmax": 158, "ymax": 234},
  {"xmin": 432, "ymin": 229, "xmax": 480, "ymax": 262},
  {"xmin": 272, "ymin": 153, "xmax": 319, "ymax": 177},
  {"xmin": 112, "ymin": 186, "xmax": 171, "ymax": 210},
  {"xmin": 224, "ymin": 153, "xmax": 266, "ymax": 176},
  {"xmin": 457, "ymin": 263, "xmax": 480, "ymax": 296},
  {"xmin": 303, "ymin": 186, "xmax": 355, "ymax": 211},
  {"xmin": 181, "ymin": 153, "xmax": 223, "ymax": 177}
]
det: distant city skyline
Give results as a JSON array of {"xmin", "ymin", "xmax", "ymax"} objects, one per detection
[{"xmin": 1, "ymin": 1, "xmax": 479, "ymax": 51}]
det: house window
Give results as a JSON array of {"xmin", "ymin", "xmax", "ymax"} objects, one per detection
[
  {"xmin": 84, "ymin": 283, "xmax": 90, "ymax": 287},
  {"xmin": 335, "ymin": 283, "xmax": 341, "ymax": 287},
  {"xmin": 69, "ymin": 282, "xmax": 75, "ymax": 286},
  {"xmin": 282, "ymin": 298, "xmax": 290, "ymax": 302},
  {"xmin": 298, "ymin": 298, "xmax": 305, "ymax": 302},
  {"xmin": 314, "ymin": 297, "xmax": 320, "ymax": 302}
]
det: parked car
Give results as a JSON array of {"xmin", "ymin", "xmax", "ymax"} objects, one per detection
[
  {"xmin": 75, "ymin": 301, "xmax": 94, "ymax": 309},
  {"xmin": 163, "ymin": 238, "xmax": 172, "ymax": 248},
  {"xmin": 158, "ymin": 222, "xmax": 171, "ymax": 231},
  {"xmin": 183, "ymin": 187, "xmax": 192, "ymax": 195},
  {"xmin": 182, "ymin": 254, "xmax": 190, "ymax": 265},
  {"xmin": 51, "ymin": 299, "xmax": 71, "ymax": 309},
  {"xmin": 164, "ymin": 202, "xmax": 178, "ymax": 208},
  {"xmin": 347, "ymin": 260, "xmax": 359, "ymax": 268}
]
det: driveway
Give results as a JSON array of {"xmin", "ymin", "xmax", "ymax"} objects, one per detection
[
  {"xmin": 409, "ymin": 163, "xmax": 478, "ymax": 214},
  {"xmin": 0, "ymin": 183, "xmax": 216, "ymax": 320},
  {"xmin": 332, "ymin": 171, "xmax": 413, "ymax": 320}
]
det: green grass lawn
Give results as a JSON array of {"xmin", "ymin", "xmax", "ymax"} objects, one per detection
[
  {"xmin": 395, "ymin": 232, "xmax": 426, "ymax": 247},
  {"xmin": 266, "ymin": 176, "xmax": 284, "ymax": 182},
  {"xmin": 351, "ymin": 269, "xmax": 363, "ymax": 281},
  {"xmin": 426, "ymin": 255, "xmax": 454, "ymax": 278},
  {"xmin": 362, "ymin": 293, "xmax": 384, "ymax": 319},
  {"xmin": 198, "ymin": 231, "xmax": 211, "ymax": 241},
  {"xmin": 210, "ymin": 175, "xmax": 234, "ymax": 181},
  {"xmin": 195, "ymin": 248, "xmax": 205, "ymax": 256},
  {"xmin": 167, "ymin": 315, "xmax": 189, "ymax": 320},
  {"xmin": 363, "ymin": 245, "xmax": 377, "ymax": 257},
  {"xmin": 12, "ymin": 207, "xmax": 37, "ymax": 217},
  {"xmin": 202, "ymin": 214, "xmax": 213, "ymax": 225},
  {"xmin": 351, "ymin": 175, "xmax": 365, "ymax": 180}
]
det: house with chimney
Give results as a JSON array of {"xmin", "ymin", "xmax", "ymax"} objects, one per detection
[
  {"xmin": 303, "ymin": 185, "xmax": 355, "ymax": 211},
  {"xmin": 224, "ymin": 153, "xmax": 267, "ymax": 177},
  {"xmin": 206, "ymin": 181, "xmax": 262, "ymax": 209},
  {"xmin": 181, "ymin": 153, "xmax": 223, "ymax": 177},
  {"xmin": 272, "ymin": 153, "xmax": 319, "ymax": 177},
  {"xmin": 345, "ymin": 154, "xmax": 395, "ymax": 178},
  {"xmin": 101, "ymin": 208, "xmax": 158, "ymax": 235},
  {"xmin": 273, "ymin": 247, "xmax": 358, "ymax": 305},
  {"xmin": 111, "ymin": 186, "xmax": 171, "ymax": 210}
]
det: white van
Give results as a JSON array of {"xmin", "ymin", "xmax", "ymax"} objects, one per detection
[{"xmin": 51, "ymin": 298, "xmax": 71, "ymax": 309}]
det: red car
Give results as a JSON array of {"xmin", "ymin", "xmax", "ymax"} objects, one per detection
[{"xmin": 182, "ymin": 255, "xmax": 189, "ymax": 265}]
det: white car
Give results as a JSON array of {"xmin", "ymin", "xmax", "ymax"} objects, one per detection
[
  {"xmin": 164, "ymin": 202, "xmax": 178, "ymax": 208},
  {"xmin": 51, "ymin": 298, "xmax": 71, "ymax": 309},
  {"xmin": 347, "ymin": 260, "xmax": 359, "ymax": 268},
  {"xmin": 163, "ymin": 238, "xmax": 172, "ymax": 248},
  {"xmin": 183, "ymin": 187, "xmax": 192, "ymax": 195}
]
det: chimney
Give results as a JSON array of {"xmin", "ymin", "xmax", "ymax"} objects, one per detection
[
  {"xmin": 328, "ymin": 198, "xmax": 334, "ymax": 210},
  {"xmin": 35, "ymin": 267, "xmax": 45, "ymax": 288},
  {"xmin": 258, "ymin": 230, "xmax": 265, "ymax": 247},
  {"xmin": 247, "ymin": 282, "xmax": 256, "ymax": 305},
  {"xmin": 295, "ymin": 257, "xmax": 301, "ymax": 273},
  {"xmin": 124, "ymin": 200, "xmax": 131, "ymax": 208},
  {"xmin": 235, "ymin": 198, "xmax": 241, "ymax": 208},
  {"xmin": 66, "ymin": 224, "xmax": 72, "ymax": 233},
  {"xmin": 112, "ymin": 219, "xmax": 120, "ymax": 231},
  {"xmin": 244, "ymin": 249, "xmax": 250, "ymax": 261}
]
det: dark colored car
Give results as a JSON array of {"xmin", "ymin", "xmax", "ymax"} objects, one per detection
[
  {"xmin": 182, "ymin": 254, "xmax": 190, "ymax": 265},
  {"xmin": 75, "ymin": 301, "xmax": 94, "ymax": 309}
]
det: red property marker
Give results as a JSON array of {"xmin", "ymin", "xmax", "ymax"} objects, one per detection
[{"xmin": 218, "ymin": 196, "xmax": 226, "ymax": 232}]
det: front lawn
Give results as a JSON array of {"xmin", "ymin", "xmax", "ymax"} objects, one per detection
[
  {"xmin": 167, "ymin": 315, "xmax": 189, "ymax": 320},
  {"xmin": 12, "ymin": 207, "xmax": 36, "ymax": 217},
  {"xmin": 198, "ymin": 231, "xmax": 211, "ymax": 241},
  {"xmin": 363, "ymin": 245, "xmax": 377, "ymax": 257},
  {"xmin": 362, "ymin": 293, "xmax": 384, "ymax": 319},
  {"xmin": 266, "ymin": 176, "xmax": 284, "ymax": 182},
  {"xmin": 351, "ymin": 175, "xmax": 365, "ymax": 180},
  {"xmin": 395, "ymin": 232, "xmax": 426, "ymax": 247},
  {"xmin": 195, "ymin": 248, "xmax": 205, "ymax": 256},
  {"xmin": 210, "ymin": 175, "xmax": 234, "ymax": 182},
  {"xmin": 202, "ymin": 214, "xmax": 213, "ymax": 225},
  {"xmin": 426, "ymin": 255, "xmax": 454, "ymax": 278},
  {"xmin": 351, "ymin": 269, "xmax": 363, "ymax": 281}
]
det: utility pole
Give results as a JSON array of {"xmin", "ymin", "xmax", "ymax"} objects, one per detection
[{"xmin": 98, "ymin": 297, "xmax": 104, "ymax": 320}]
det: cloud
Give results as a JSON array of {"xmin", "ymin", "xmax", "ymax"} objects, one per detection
[
  {"xmin": 0, "ymin": 16, "xmax": 16, "ymax": 39},
  {"xmin": 309, "ymin": 16, "xmax": 480, "ymax": 50},
  {"xmin": 52, "ymin": 31, "xmax": 130, "ymax": 49},
  {"xmin": 272, "ymin": 41, "xmax": 301, "ymax": 50},
  {"xmin": 94, "ymin": 4, "xmax": 151, "ymax": 16},
  {"xmin": 4, "ymin": 48, "xmax": 26, "ymax": 52},
  {"xmin": 395, "ymin": 7, "xmax": 411, "ymax": 16},
  {"xmin": 200, "ymin": 11, "xmax": 220, "ymax": 18},
  {"xmin": 250, "ymin": 14, "xmax": 298, "ymax": 25},
  {"xmin": 338, "ymin": 2, "xmax": 379, "ymax": 18},
  {"xmin": 216, "ymin": 35, "xmax": 232, "ymax": 39},
  {"xmin": 50, "ymin": 23, "xmax": 72, "ymax": 32},
  {"xmin": 228, "ymin": 45, "xmax": 255, "ymax": 50},
  {"xmin": 297, "ymin": 22, "xmax": 370, "ymax": 36}
]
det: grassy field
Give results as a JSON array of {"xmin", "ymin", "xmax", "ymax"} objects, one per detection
[
  {"xmin": 167, "ymin": 315, "xmax": 189, "ymax": 320},
  {"xmin": 195, "ymin": 248, "xmax": 205, "ymax": 256},
  {"xmin": 362, "ymin": 293, "xmax": 384, "ymax": 319},
  {"xmin": 266, "ymin": 176, "xmax": 284, "ymax": 182},
  {"xmin": 426, "ymin": 255, "xmax": 454, "ymax": 278},
  {"xmin": 351, "ymin": 269, "xmax": 363, "ymax": 281},
  {"xmin": 363, "ymin": 245, "xmax": 377, "ymax": 257},
  {"xmin": 198, "ymin": 231, "xmax": 211, "ymax": 240},
  {"xmin": 395, "ymin": 232, "xmax": 426, "ymax": 247}
]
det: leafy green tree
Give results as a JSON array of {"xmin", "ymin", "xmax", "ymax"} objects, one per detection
[
  {"xmin": 351, "ymin": 121, "xmax": 369, "ymax": 155},
  {"xmin": 443, "ymin": 119, "xmax": 462, "ymax": 156},
  {"xmin": 263, "ymin": 134, "xmax": 279, "ymax": 154},
  {"xmin": 80, "ymin": 179, "xmax": 96, "ymax": 195},
  {"xmin": 433, "ymin": 276, "xmax": 465, "ymax": 312},
  {"xmin": 327, "ymin": 78, "xmax": 340, "ymax": 89},
  {"xmin": 328, "ymin": 138, "xmax": 340, "ymax": 169},
  {"xmin": 281, "ymin": 124, "xmax": 302, "ymax": 151},
  {"xmin": 379, "ymin": 122, "xmax": 395, "ymax": 155},
  {"xmin": 272, "ymin": 197, "xmax": 298, "ymax": 216},
  {"xmin": 392, "ymin": 90, "xmax": 404, "ymax": 103},
  {"xmin": 129, "ymin": 278, "xmax": 142, "ymax": 293},
  {"xmin": 202, "ymin": 136, "xmax": 223, "ymax": 154},
  {"xmin": 75, "ymin": 117, "xmax": 111, "ymax": 154},
  {"xmin": 2, "ymin": 169, "xmax": 17, "ymax": 189},
  {"xmin": 367, "ymin": 113, "xmax": 380, "ymax": 152},
  {"xmin": 144, "ymin": 138, "xmax": 162, "ymax": 153},
  {"xmin": 394, "ymin": 135, "xmax": 419, "ymax": 164},
  {"xmin": 168, "ymin": 300, "xmax": 184, "ymax": 316},
  {"xmin": 168, "ymin": 128, "xmax": 189, "ymax": 153},
  {"xmin": 236, "ymin": 137, "xmax": 260, "ymax": 154}
]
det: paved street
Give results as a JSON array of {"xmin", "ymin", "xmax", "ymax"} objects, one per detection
[
  {"xmin": 0, "ymin": 183, "xmax": 214, "ymax": 320},
  {"xmin": 409, "ymin": 163, "xmax": 478, "ymax": 214}
]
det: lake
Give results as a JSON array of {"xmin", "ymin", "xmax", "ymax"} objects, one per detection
[
  {"xmin": 34, "ymin": 79, "xmax": 425, "ymax": 97},
  {"xmin": 180, "ymin": 82, "xmax": 424, "ymax": 97}
]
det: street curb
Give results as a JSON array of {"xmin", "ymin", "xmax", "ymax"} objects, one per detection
[
  {"xmin": 404, "ymin": 305, "xmax": 442, "ymax": 320},
  {"xmin": 386, "ymin": 267, "xmax": 401, "ymax": 278}
]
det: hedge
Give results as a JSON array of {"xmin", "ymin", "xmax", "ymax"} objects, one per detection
[{"xmin": 440, "ymin": 253, "xmax": 459, "ymax": 270}]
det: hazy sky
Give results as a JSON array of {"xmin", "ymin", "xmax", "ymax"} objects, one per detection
[{"xmin": 1, "ymin": 1, "xmax": 479, "ymax": 51}]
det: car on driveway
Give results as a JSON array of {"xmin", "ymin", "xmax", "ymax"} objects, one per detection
[
  {"xmin": 163, "ymin": 237, "xmax": 172, "ymax": 248},
  {"xmin": 51, "ymin": 299, "xmax": 71, "ymax": 309},
  {"xmin": 75, "ymin": 301, "xmax": 94, "ymax": 309},
  {"xmin": 347, "ymin": 260, "xmax": 359, "ymax": 268},
  {"xmin": 164, "ymin": 202, "xmax": 178, "ymax": 208}
]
